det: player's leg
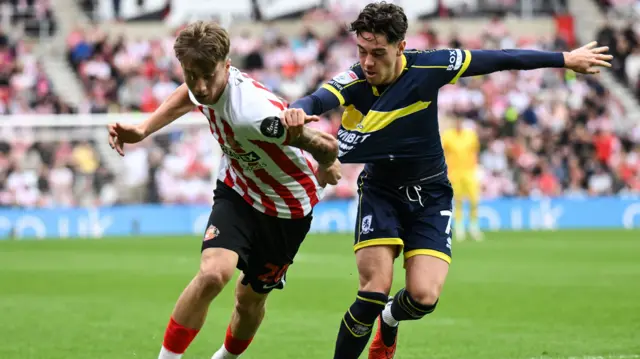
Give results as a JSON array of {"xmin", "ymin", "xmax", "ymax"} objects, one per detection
[
  {"xmin": 465, "ymin": 174, "xmax": 484, "ymax": 241},
  {"xmin": 211, "ymin": 274, "xmax": 268, "ymax": 359},
  {"xmin": 334, "ymin": 176, "xmax": 402, "ymax": 359},
  {"xmin": 212, "ymin": 210, "xmax": 313, "ymax": 358},
  {"xmin": 372, "ymin": 249, "xmax": 450, "ymax": 359},
  {"xmin": 159, "ymin": 183, "xmax": 254, "ymax": 359},
  {"xmin": 370, "ymin": 183, "xmax": 453, "ymax": 359},
  {"xmin": 159, "ymin": 248, "xmax": 238, "ymax": 359},
  {"xmin": 450, "ymin": 176, "xmax": 466, "ymax": 241},
  {"xmin": 385, "ymin": 255, "xmax": 449, "ymax": 324},
  {"xmin": 334, "ymin": 245, "xmax": 396, "ymax": 359}
]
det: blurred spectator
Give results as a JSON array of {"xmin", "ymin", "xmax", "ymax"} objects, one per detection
[
  {"xmin": 595, "ymin": 13, "xmax": 640, "ymax": 99},
  {"xmin": 0, "ymin": 138, "xmax": 117, "ymax": 208},
  {"xmin": 3, "ymin": 5, "xmax": 637, "ymax": 208},
  {"xmin": 0, "ymin": 31, "xmax": 74, "ymax": 115}
]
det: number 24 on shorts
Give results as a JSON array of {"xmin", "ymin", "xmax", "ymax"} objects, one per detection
[{"xmin": 258, "ymin": 263, "xmax": 290, "ymax": 284}]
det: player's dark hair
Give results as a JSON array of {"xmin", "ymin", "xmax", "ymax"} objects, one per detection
[
  {"xmin": 349, "ymin": 2, "xmax": 408, "ymax": 44},
  {"xmin": 174, "ymin": 21, "xmax": 230, "ymax": 72}
]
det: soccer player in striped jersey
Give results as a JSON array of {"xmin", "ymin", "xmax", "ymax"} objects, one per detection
[
  {"xmin": 107, "ymin": 21, "xmax": 340, "ymax": 359},
  {"xmin": 284, "ymin": 2, "xmax": 613, "ymax": 358}
]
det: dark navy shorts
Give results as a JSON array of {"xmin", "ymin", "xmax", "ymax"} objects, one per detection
[{"xmin": 353, "ymin": 172, "xmax": 453, "ymax": 264}]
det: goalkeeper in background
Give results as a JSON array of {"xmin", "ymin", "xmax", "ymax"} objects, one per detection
[{"xmin": 442, "ymin": 117, "xmax": 483, "ymax": 241}]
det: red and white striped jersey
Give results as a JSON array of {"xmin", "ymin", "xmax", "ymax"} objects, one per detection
[{"xmin": 188, "ymin": 67, "xmax": 324, "ymax": 219}]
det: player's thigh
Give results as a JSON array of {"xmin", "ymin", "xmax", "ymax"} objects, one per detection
[
  {"xmin": 462, "ymin": 174, "xmax": 480, "ymax": 204},
  {"xmin": 450, "ymin": 175, "xmax": 468, "ymax": 201},
  {"xmin": 403, "ymin": 184, "xmax": 453, "ymax": 265},
  {"xmin": 355, "ymin": 245, "xmax": 395, "ymax": 295},
  {"xmin": 353, "ymin": 179, "xmax": 404, "ymax": 256},
  {"xmin": 241, "ymin": 213, "xmax": 313, "ymax": 294},
  {"xmin": 403, "ymin": 195, "xmax": 452, "ymax": 303},
  {"xmin": 199, "ymin": 183, "xmax": 255, "ymax": 285},
  {"xmin": 404, "ymin": 254, "xmax": 449, "ymax": 305}
]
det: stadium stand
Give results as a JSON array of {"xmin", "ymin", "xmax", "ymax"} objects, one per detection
[
  {"xmin": 594, "ymin": 0, "xmax": 640, "ymax": 101},
  {"xmin": 1, "ymin": 0, "xmax": 638, "ymax": 209},
  {"xmin": 0, "ymin": 0, "xmax": 74, "ymax": 115}
]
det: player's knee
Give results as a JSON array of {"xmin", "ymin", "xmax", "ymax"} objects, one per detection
[
  {"xmin": 197, "ymin": 265, "xmax": 234, "ymax": 294},
  {"xmin": 408, "ymin": 286, "xmax": 440, "ymax": 307}
]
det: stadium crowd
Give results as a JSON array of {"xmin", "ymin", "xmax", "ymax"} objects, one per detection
[
  {"xmin": 0, "ymin": 0, "xmax": 73, "ymax": 115},
  {"xmin": 595, "ymin": 0, "xmax": 640, "ymax": 99},
  {"xmin": 1, "ymin": 13, "xmax": 640, "ymax": 208}
]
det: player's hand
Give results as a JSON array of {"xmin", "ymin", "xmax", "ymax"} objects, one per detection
[
  {"xmin": 316, "ymin": 159, "xmax": 342, "ymax": 187},
  {"xmin": 280, "ymin": 108, "xmax": 321, "ymax": 140},
  {"xmin": 107, "ymin": 122, "xmax": 146, "ymax": 156},
  {"xmin": 563, "ymin": 41, "xmax": 613, "ymax": 74}
]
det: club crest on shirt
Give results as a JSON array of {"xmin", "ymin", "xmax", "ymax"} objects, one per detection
[{"xmin": 204, "ymin": 225, "xmax": 220, "ymax": 241}]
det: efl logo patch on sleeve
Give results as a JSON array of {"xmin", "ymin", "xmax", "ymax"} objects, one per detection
[
  {"xmin": 260, "ymin": 116, "xmax": 285, "ymax": 138},
  {"xmin": 332, "ymin": 70, "xmax": 359, "ymax": 85}
]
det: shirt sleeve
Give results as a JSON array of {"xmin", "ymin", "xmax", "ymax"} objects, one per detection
[
  {"xmin": 462, "ymin": 49, "xmax": 564, "ymax": 77},
  {"xmin": 241, "ymin": 96, "xmax": 289, "ymax": 145},
  {"xmin": 414, "ymin": 49, "xmax": 473, "ymax": 88},
  {"xmin": 320, "ymin": 67, "xmax": 365, "ymax": 106},
  {"xmin": 289, "ymin": 65, "xmax": 365, "ymax": 115}
]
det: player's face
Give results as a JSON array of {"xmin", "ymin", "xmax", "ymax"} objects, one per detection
[
  {"xmin": 356, "ymin": 32, "xmax": 405, "ymax": 86},
  {"xmin": 182, "ymin": 59, "xmax": 231, "ymax": 105}
]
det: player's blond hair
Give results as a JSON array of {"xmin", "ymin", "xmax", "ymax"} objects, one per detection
[{"xmin": 174, "ymin": 21, "xmax": 230, "ymax": 71}]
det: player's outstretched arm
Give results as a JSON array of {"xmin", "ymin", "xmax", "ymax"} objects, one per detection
[
  {"xmin": 289, "ymin": 86, "xmax": 342, "ymax": 116},
  {"xmin": 280, "ymin": 108, "xmax": 341, "ymax": 185},
  {"xmin": 138, "ymin": 83, "xmax": 194, "ymax": 137},
  {"xmin": 288, "ymin": 125, "xmax": 339, "ymax": 166},
  {"xmin": 108, "ymin": 83, "xmax": 194, "ymax": 156},
  {"xmin": 463, "ymin": 41, "xmax": 613, "ymax": 77},
  {"xmin": 289, "ymin": 125, "xmax": 341, "ymax": 186}
]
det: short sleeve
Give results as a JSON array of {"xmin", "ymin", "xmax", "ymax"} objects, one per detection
[
  {"xmin": 320, "ymin": 65, "xmax": 366, "ymax": 106},
  {"xmin": 414, "ymin": 49, "xmax": 472, "ymax": 87},
  {"xmin": 240, "ymin": 96, "xmax": 289, "ymax": 145}
]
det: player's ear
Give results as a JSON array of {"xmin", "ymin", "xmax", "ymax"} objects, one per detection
[
  {"xmin": 225, "ymin": 58, "xmax": 231, "ymax": 70},
  {"xmin": 397, "ymin": 40, "xmax": 406, "ymax": 55}
]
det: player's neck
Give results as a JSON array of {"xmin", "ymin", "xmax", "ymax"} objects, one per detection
[{"xmin": 383, "ymin": 55, "xmax": 405, "ymax": 85}]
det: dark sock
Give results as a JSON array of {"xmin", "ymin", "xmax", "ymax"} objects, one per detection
[
  {"xmin": 390, "ymin": 288, "xmax": 438, "ymax": 322},
  {"xmin": 378, "ymin": 296, "xmax": 398, "ymax": 347},
  {"xmin": 333, "ymin": 291, "xmax": 388, "ymax": 359}
]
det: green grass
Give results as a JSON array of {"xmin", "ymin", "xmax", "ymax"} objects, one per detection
[{"xmin": 1, "ymin": 231, "xmax": 640, "ymax": 359}]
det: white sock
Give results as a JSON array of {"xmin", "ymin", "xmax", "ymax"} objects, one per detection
[
  {"xmin": 159, "ymin": 346, "xmax": 183, "ymax": 359},
  {"xmin": 470, "ymin": 220, "xmax": 480, "ymax": 230},
  {"xmin": 212, "ymin": 345, "xmax": 239, "ymax": 359},
  {"xmin": 381, "ymin": 303, "xmax": 399, "ymax": 327}
]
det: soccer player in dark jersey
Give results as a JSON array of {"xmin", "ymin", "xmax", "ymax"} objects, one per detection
[{"xmin": 281, "ymin": 2, "xmax": 613, "ymax": 359}]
